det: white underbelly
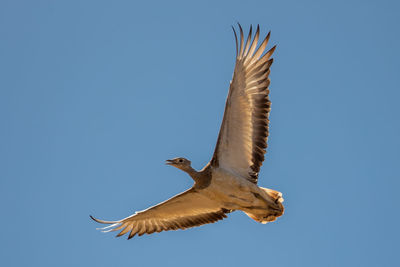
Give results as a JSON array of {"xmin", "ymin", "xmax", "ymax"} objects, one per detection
[{"xmin": 200, "ymin": 168, "xmax": 262, "ymax": 209}]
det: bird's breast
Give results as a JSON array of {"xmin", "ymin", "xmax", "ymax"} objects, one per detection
[{"xmin": 200, "ymin": 168, "xmax": 259, "ymax": 208}]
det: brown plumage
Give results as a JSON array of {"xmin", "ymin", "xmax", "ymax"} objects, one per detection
[
  {"xmin": 91, "ymin": 188, "xmax": 230, "ymax": 239},
  {"xmin": 91, "ymin": 24, "xmax": 284, "ymax": 239},
  {"xmin": 211, "ymin": 24, "xmax": 275, "ymax": 184}
]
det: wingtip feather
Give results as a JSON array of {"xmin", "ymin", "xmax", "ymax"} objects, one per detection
[
  {"xmin": 232, "ymin": 25, "xmax": 238, "ymax": 57},
  {"xmin": 90, "ymin": 215, "xmax": 118, "ymax": 224}
]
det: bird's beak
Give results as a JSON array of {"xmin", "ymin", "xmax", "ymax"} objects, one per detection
[{"xmin": 165, "ymin": 159, "xmax": 174, "ymax": 165}]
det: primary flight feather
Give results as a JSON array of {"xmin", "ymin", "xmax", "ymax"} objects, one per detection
[{"xmin": 91, "ymin": 24, "xmax": 284, "ymax": 239}]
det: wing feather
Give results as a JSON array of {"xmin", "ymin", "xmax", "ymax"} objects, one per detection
[
  {"xmin": 211, "ymin": 24, "xmax": 275, "ymax": 184},
  {"xmin": 91, "ymin": 188, "xmax": 230, "ymax": 239}
]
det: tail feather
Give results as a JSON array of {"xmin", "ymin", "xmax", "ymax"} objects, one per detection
[
  {"xmin": 260, "ymin": 187, "xmax": 284, "ymax": 203},
  {"xmin": 244, "ymin": 187, "xmax": 284, "ymax": 224}
]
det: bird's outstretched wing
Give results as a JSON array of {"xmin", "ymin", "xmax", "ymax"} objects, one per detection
[
  {"xmin": 211, "ymin": 24, "xmax": 275, "ymax": 184},
  {"xmin": 91, "ymin": 188, "xmax": 230, "ymax": 239}
]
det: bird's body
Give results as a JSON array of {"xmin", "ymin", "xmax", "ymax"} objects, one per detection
[
  {"xmin": 197, "ymin": 165, "xmax": 283, "ymax": 223},
  {"xmin": 91, "ymin": 24, "xmax": 284, "ymax": 239}
]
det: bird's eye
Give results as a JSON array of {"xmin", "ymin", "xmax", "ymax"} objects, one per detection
[{"xmin": 178, "ymin": 159, "xmax": 183, "ymax": 163}]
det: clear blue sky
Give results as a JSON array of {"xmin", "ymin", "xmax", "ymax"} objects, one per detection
[{"xmin": 1, "ymin": 0, "xmax": 399, "ymax": 266}]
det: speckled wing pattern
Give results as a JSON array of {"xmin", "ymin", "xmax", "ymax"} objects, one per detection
[
  {"xmin": 211, "ymin": 24, "xmax": 275, "ymax": 184},
  {"xmin": 90, "ymin": 188, "xmax": 229, "ymax": 239}
]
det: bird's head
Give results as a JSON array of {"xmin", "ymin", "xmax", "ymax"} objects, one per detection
[{"xmin": 165, "ymin": 157, "xmax": 192, "ymax": 171}]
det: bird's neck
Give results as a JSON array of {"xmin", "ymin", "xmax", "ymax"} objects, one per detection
[{"xmin": 184, "ymin": 166, "xmax": 200, "ymax": 182}]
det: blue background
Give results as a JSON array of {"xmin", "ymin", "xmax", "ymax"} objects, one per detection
[{"xmin": 1, "ymin": 0, "xmax": 399, "ymax": 266}]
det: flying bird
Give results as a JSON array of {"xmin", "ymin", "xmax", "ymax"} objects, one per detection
[{"xmin": 91, "ymin": 24, "xmax": 284, "ymax": 239}]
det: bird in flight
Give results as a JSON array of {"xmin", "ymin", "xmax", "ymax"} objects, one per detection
[{"xmin": 91, "ymin": 24, "xmax": 284, "ymax": 239}]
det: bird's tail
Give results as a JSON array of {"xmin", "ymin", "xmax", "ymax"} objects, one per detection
[
  {"xmin": 260, "ymin": 187, "xmax": 284, "ymax": 204},
  {"xmin": 244, "ymin": 187, "xmax": 284, "ymax": 224}
]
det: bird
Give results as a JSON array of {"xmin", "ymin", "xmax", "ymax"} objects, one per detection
[{"xmin": 90, "ymin": 24, "xmax": 284, "ymax": 239}]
